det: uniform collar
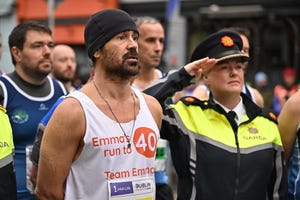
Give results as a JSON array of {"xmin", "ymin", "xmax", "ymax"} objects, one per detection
[{"xmin": 214, "ymin": 97, "xmax": 246, "ymax": 123}]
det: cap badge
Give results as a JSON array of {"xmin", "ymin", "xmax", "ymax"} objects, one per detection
[
  {"xmin": 184, "ymin": 97, "xmax": 195, "ymax": 103},
  {"xmin": 221, "ymin": 35, "xmax": 234, "ymax": 47},
  {"xmin": 248, "ymin": 127, "xmax": 258, "ymax": 134}
]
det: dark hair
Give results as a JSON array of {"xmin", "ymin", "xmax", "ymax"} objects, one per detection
[{"xmin": 8, "ymin": 21, "xmax": 52, "ymax": 65}]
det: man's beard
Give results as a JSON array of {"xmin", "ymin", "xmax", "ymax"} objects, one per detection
[
  {"xmin": 105, "ymin": 61, "xmax": 140, "ymax": 79},
  {"xmin": 102, "ymin": 48, "xmax": 140, "ymax": 79}
]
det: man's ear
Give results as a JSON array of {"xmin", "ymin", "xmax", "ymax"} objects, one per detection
[
  {"xmin": 93, "ymin": 49, "xmax": 101, "ymax": 59},
  {"xmin": 11, "ymin": 46, "xmax": 21, "ymax": 63}
]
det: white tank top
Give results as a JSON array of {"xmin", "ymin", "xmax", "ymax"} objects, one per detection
[{"xmin": 65, "ymin": 88, "xmax": 159, "ymax": 200}]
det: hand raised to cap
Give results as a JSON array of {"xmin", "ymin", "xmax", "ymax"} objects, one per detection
[{"xmin": 184, "ymin": 57, "xmax": 217, "ymax": 78}]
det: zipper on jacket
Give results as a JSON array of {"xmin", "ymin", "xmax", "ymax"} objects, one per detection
[{"xmin": 232, "ymin": 124, "xmax": 240, "ymax": 200}]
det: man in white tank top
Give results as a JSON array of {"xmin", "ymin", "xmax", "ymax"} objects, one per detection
[
  {"xmin": 35, "ymin": 8, "xmax": 217, "ymax": 199},
  {"xmin": 35, "ymin": 9, "xmax": 164, "ymax": 200}
]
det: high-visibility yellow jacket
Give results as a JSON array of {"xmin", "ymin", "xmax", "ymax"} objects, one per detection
[
  {"xmin": 0, "ymin": 105, "xmax": 14, "ymax": 166},
  {"xmin": 144, "ymin": 67, "xmax": 286, "ymax": 200},
  {"xmin": 0, "ymin": 104, "xmax": 16, "ymax": 199}
]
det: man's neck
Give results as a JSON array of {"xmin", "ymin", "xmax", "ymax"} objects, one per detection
[
  {"xmin": 15, "ymin": 68, "xmax": 47, "ymax": 85},
  {"xmin": 7, "ymin": 71, "xmax": 51, "ymax": 97}
]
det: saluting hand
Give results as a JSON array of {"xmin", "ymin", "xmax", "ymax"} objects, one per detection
[{"xmin": 184, "ymin": 57, "xmax": 217, "ymax": 79}]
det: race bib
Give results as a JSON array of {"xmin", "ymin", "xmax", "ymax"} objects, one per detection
[{"xmin": 108, "ymin": 177, "xmax": 155, "ymax": 200}]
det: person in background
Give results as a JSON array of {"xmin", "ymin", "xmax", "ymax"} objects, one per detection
[
  {"xmin": 144, "ymin": 30, "xmax": 286, "ymax": 199},
  {"xmin": 132, "ymin": 16, "xmax": 165, "ymax": 90},
  {"xmin": 51, "ymin": 44, "xmax": 77, "ymax": 92},
  {"xmin": 132, "ymin": 16, "xmax": 174, "ymax": 200},
  {"xmin": 0, "ymin": 21, "xmax": 67, "ymax": 200},
  {"xmin": 254, "ymin": 71, "xmax": 268, "ymax": 90},
  {"xmin": 254, "ymin": 71, "xmax": 273, "ymax": 109},
  {"xmin": 0, "ymin": 103, "xmax": 17, "ymax": 199},
  {"xmin": 35, "ymin": 9, "xmax": 163, "ymax": 199},
  {"xmin": 273, "ymin": 67, "xmax": 298, "ymax": 115},
  {"xmin": 278, "ymin": 91, "xmax": 300, "ymax": 200}
]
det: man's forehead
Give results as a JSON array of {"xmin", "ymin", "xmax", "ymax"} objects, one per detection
[{"xmin": 25, "ymin": 30, "xmax": 52, "ymax": 41}]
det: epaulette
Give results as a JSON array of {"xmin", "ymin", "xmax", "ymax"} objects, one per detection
[
  {"xmin": 0, "ymin": 105, "xmax": 6, "ymax": 113},
  {"xmin": 180, "ymin": 96, "xmax": 210, "ymax": 109},
  {"xmin": 260, "ymin": 108, "xmax": 277, "ymax": 123}
]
